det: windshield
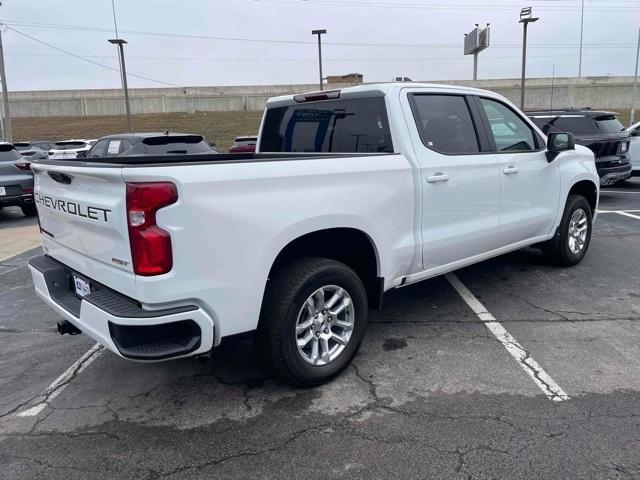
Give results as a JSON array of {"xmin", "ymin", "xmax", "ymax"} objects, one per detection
[{"xmin": 594, "ymin": 115, "xmax": 625, "ymax": 133}]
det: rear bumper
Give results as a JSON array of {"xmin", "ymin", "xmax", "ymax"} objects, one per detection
[
  {"xmin": 0, "ymin": 193, "xmax": 34, "ymax": 208},
  {"xmin": 598, "ymin": 165, "xmax": 632, "ymax": 186},
  {"xmin": 29, "ymin": 255, "xmax": 215, "ymax": 361}
]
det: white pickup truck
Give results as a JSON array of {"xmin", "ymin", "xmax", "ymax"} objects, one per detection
[{"xmin": 29, "ymin": 83, "xmax": 599, "ymax": 385}]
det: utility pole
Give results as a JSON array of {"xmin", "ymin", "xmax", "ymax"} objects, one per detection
[
  {"xmin": 0, "ymin": 26, "xmax": 12, "ymax": 141},
  {"xmin": 312, "ymin": 29, "xmax": 327, "ymax": 91},
  {"xmin": 631, "ymin": 27, "xmax": 640, "ymax": 126},
  {"xmin": 519, "ymin": 7, "xmax": 539, "ymax": 110},
  {"xmin": 578, "ymin": 0, "xmax": 584, "ymax": 77},
  {"xmin": 108, "ymin": 38, "xmax": 132, "ymax": 132},
  {"xmin": 109, "ymin": 0, "xmax": 131, "ymax": 132}
]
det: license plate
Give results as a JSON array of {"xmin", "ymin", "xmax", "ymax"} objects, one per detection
[
  {"xmin": 73, "ymin": 275, "xmax": 91, "ymax": 298},
  {"xmin": 0, "ymin": 186, "xmax": 5, "ymax": 196}
]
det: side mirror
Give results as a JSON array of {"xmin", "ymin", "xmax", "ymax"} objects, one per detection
[{"xmin": 546, "ymin": 132, "xmax": 575, "ymax": 162}]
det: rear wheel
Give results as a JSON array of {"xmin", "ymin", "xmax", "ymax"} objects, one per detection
[
  {"xmin": 257, "ymin": 257, "xmax": 368, "ymax": 386},
  {"xmin": 542, "ymin": 194, "xmax": 592, "ymax": 266},
  {"xmin": 21, "ymin": 204, "xmax": 37, "ymax": 217}
]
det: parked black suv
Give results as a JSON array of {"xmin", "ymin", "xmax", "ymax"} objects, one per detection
[{"xmin": 527, "ymin": 108, "xmax": 631, "ymax": 186}]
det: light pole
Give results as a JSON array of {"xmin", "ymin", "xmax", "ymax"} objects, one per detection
[
  {"xmin": 519, "ymin": 7, "xmax": 539, "ymax": 110},
  {"xmin": 0, "ymin": 25, "xmax": 12, "ymax": 141},
  {"xmin": 578, "ymin": 0, "xmax": 585, "ymax": 77},
  {"xmin": 631, "ymin": 27, "xmax": 639, "ymax": 125},
  {"xmin": 108, "ymin": 38, "xmax": 132, "ymax": 132},
  {"xmin": 312, "ymin": 29, "xmax": 326, "ymax": 91}
]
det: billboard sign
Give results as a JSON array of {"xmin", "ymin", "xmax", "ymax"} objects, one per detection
[{"xmin": 464, "ymin": 25, "xmax": 490, "ymax": 55}]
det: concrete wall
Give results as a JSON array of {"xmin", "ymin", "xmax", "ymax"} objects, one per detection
[{"xmin": 6, "ymin": 76, "xmax": 636, "ymax": 118}]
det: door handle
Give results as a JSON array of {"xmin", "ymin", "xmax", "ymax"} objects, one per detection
[
  {"xmin": 427, "ymin": 173, "xmax": 449, "ymax": 183},
  {"xmin": 502, "ymin": 166, "xmax": 518, "ymax": 175}
]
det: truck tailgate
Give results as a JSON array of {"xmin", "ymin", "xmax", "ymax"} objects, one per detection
[{"xmin": 33, "ymin": 163, "xmax": 136, "ymax": 294}]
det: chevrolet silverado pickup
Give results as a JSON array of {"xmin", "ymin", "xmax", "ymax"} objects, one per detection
[{"xmin": 29, "ymin": 83, "xmax": 599, "ymax": 386}]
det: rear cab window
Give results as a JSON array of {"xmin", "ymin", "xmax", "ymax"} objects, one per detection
[{"xmin": 260, "ymin": 97, "xmax": 394, "ymax": 153}]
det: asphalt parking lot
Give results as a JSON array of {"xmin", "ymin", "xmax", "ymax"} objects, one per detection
[{"xmin": 1, "ymin": 180, "xmax": 640, "ymax": 480}]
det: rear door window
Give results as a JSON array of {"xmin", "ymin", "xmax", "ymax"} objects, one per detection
[
  {"xmin": 260, "ymin": 97, "xmax": 394, "ymax": 153},
  {"xmin": 409, "ymin": 94, "xmax": 480, "ymax": 154}
]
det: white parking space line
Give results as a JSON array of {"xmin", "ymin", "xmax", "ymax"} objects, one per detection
[
  {"xmin": 614, "ymin": 211, "xmax": 640, "ymax": 221},
  {"xmin": 445, "ymin": 273, "xmax": 570, "ymax": 402},
  {"xmin": 597, "ymin": 209, "xmax": 640, "ymax": 214},
  {"xmin": 600, "ymin": 190, "xmax": 640, "ymax": 195},
  {"xmin": 17, "ymin": 343, "xmax": 103, "ymax": 417}
]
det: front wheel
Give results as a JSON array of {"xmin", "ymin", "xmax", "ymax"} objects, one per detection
[
  {"xmin": 542, "ymin": 194, "xmax": 592, "ymax": 266},
  {"xmin": 257, "ymin": 257, "xmax": 368, "ymax": 386}
]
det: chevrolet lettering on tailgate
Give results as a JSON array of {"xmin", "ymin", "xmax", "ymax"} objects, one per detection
[{"xmin": 34, "ymin": 192, "xmax": 111, "ymax": 222}]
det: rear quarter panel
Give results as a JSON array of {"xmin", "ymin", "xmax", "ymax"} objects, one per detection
[{"xmin": 122, "ymin": 154, "xmax": 415, "ymax": 339}]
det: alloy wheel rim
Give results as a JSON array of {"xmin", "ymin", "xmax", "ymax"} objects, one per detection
[
  {"xmin": 568, "ymin": 208, "xmax": 588, "ymax": 255},
  {"xmin": 295, "ymin": 285, "xmax": 355, "ymax": 366}
]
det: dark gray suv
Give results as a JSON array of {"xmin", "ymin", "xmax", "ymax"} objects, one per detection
[{"xmin": 0, "ymin": 143, "xmax": 37, "ymax": 217}]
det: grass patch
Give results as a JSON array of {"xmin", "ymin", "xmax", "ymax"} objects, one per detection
[{"xmin": 13, "ymin": 111, "xmax": 264, "ymax": 152}]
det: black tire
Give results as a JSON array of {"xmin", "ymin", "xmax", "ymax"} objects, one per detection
[
  {"xmin": 257, "ymin": 257, "xmax": 368, "ymax": 387},
  {"xmin": 21, "ymin": 204, "xmax": 38, "ymax": 217},
  {"xmin": 542, "ymin": 194, "xmax": 592, "ymax": 266}
]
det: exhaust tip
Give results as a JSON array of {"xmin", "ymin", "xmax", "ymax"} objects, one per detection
[{"xmin": 57, "ymin": 320, "xmax": 82, "ymax": 336}]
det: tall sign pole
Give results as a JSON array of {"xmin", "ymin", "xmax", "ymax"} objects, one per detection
[
  {"xmin": 312, "ymin": 29, "xmax": 327, "ymax": 91},
  {"xmin": 0, "ymin": 25, "xmax": 12, "ymax": 142},
  {"xmin": 519, "ymin": 8, "xmax": 539, "ymax": 110}
]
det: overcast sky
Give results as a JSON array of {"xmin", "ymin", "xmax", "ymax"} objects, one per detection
[{"xmin": 0, "ymin": 0, "xmax": 638, "ymax": 91}]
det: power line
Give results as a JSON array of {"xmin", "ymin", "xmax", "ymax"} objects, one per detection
[
  {"xmin": 253, "ymin": 0, "xmax": 640, "ymax": 11},
  {"xmin": 4, "ymin": 52, "xmax": 635, "ymax": 62},
  {"xmin": 1, "ymin": 20, "xmax": 636, "ymax": 49},
  {"xmin": 5, "ymin": 26, "xmax": 183, "ymax": 88}
]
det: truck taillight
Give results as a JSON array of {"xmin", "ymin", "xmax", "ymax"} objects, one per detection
[{"xmin": 126, "ymin": 182, "xmax": 178, "ymax": 276}]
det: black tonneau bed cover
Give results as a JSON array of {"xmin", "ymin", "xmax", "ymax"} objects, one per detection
[{"xmin": 32, "ymin": 152, "xmax": 395, "ymax": 169}]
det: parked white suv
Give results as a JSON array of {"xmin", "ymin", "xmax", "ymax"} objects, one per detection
[
  {"xmin": 48, "ymin": 140, "xmax": 92, "ymax": 160},
  {"xmin": 29, "ymin": 83, "xmax": 598, "ymax": 385},
  {"xmin": 627, "ymin": 121, "xmax": 640, "ymax": 176}
]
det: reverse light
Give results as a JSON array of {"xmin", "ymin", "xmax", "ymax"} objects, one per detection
[{"xmin": 126, "ymin": 182, "xmax": 178, "ymax": 276}]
